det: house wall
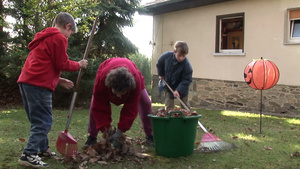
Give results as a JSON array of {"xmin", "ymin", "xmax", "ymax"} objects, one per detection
[{"xmin": 150, "ymin": 0, "xmax": 300, "ymax": 116}]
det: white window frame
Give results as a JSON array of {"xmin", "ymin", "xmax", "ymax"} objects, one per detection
[
  {"xmin": 214, "ymin": 13, "xmax": 245, "ymax": 56},
  {"xmin": 284, "ymin": 7, "xmax": 300, "ymax": 44}
]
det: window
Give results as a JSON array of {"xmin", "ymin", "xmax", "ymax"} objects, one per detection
[
  {"xmin": 285, "ymin": 8, "xmax": 300, "ymax": 44},
  {"xmin": 215, "ymin": 13, "xmax": 245, "ymax": 55}
]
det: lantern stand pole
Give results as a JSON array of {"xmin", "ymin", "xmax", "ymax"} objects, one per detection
[{"xmin": 260, "ymin": 90, "xmax": 262, "ymax": 134}]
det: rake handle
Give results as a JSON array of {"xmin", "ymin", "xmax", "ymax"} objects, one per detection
[
  {"xmin": 65, "ymin": 18, "xmax": 98, "ymax": 130},
  {"xmin": 198, "ymin": 121, "xmax": 208, "ymax": 133},
  {"xmin": 162, "ymin": 79, "xmax": 209, "ymax": 133},
  {"xmin": 161, "ymin": 79, "xmax": 190, "ymax": 111}
]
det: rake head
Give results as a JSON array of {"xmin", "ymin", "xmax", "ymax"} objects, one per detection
[
  {"xmin": 56, "ymin": 130, "xmax": 78, "ymax": 157},
  {"xmin": 197, "ymin": 133, "xmax": 237, "ymax": 152}
]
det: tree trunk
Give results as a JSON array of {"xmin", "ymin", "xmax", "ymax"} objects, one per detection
[{"xmin": 0, "ymin": 0, "xmax": 4, "ymax": 53}]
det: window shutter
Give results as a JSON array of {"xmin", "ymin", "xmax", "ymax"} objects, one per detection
[{"xmin": 289, "ymin": 10, "xmax": 300, "ymax": 20}]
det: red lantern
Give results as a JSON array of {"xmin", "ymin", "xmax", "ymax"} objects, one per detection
[
  {"xmin": 244, "ymin": 58, "xmax": 280, "ymax": 90},
  {"xmin": 244, "ymin": 57, "xmax": 280, "ymax": 134}
]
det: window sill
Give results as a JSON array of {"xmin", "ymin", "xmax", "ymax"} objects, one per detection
[
  {"xmin": 284, "ymin": 42, "xmax": 300, "ymax": 45},
  {"xmin": 213, "ymin": 52, "xmax": 246, "ymax": 56}
]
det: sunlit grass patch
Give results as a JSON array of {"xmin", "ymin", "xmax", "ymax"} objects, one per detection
[
  {"xmin": 0, "ymin": 109, "xmax": 20, "ymax": 114},
  {"xmin": 1, "ymin": 110, "xmax": 13, "ymax": 114},
  {"xmin": 151, "ymin": 103, "xmax": 165, "ymax": 108},
  {"xmin": 286, "ymin": 118, "xmax": 300, "ymax": 125},
  {"xmin": 220, "ymin": 110, "xmax": 284, "ymax": 120},
  {"xmin": 231, "ymin": 132, "xmax": 278, "ymax": 143},
  {"xmin": 221, "ymin": 110, "xmax": 259, "ymax": 118}
]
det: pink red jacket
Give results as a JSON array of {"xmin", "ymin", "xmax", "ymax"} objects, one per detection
[
  {"xmin": 17, "ymin": 27, "xmax": 80, "ymax": 91},
  {"xmin": 91, "ymin": 58, "xmax": 145, "ymax": 132}
]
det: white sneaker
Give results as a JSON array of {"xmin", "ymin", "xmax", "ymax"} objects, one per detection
[{"xmin": 18, "ymin": 153, "xmax": 48, "ymax": 168}]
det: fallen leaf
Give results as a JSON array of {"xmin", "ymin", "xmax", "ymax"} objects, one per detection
[
  {"xmin": 129, "ymin": 146, "xmax": 140, "ymax": 154},
  {"xmin": 80, "ymin": 154, "xmax": 90, "ymax": 161},
  {"xmin": 292, "ymin": 151, "xmax": 299, "ymax": 157},
  {"xmin": 54, "ymin": 156, "xmax": 64, "ymax": 160},
  {"xmin": 19, "ymin": 138, "xmax": 26, "ymax": 142},
  {"xmin": 86, "ymin": 147, "xmax": 98, "ymax": 157},
  {"xmin": 232, "ymin": 136, "xmax": 238, "ymax": 139},
  {"xmin": 97, "ymin": 161, "xmax": 108, "ymax": 165},
  {"xmin": 104, "ymin": 150, "xmax": 113, "ymax": 160},
  {"xmin": 133, "ymin": 158, "xmax": 141, "ymax": 163},
  {"xmin": 79, "ymin": 161, "xmax": 88, "ymax": 167},
  {"xmin": 113, "ymin": 155, "xmax": 122, "ymax": 162},
  {"xmin": 89, "ymin": 157, "xmax": 99, "ymax": 163},
  {"xmin": 264, "ymin": 146, "xmax": 273, "ymax": 150},
  {"xmin": 134, "ymin": 153, "xmax": 150, "ymax": 158}
]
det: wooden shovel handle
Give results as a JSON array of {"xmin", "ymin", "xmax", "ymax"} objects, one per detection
[
  {"xmin": 74, "ymin": 17, "xmax": 99, "ymax": 92},
  {"xmin": 65, "ymin": 18, "xmax": 98, "ymax": 130}
]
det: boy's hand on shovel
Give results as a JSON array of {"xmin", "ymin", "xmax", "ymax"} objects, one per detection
[{"xmin": 78, "ymin": 59, "xmax": 88, "ymax": 69}]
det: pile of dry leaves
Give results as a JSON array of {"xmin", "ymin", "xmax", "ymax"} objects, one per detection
[
  {"xmin": 56, "ymin": 128, "xmax": 150, "ymax": 168},
  {"xmin": 152, "ymin": 108, "xmax": 199, "ymax": 117}
]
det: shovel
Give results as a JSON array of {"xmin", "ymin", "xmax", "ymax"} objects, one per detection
[{"xmin": 56, "ymin": 17, "xmax": 98, "ymax": 157}]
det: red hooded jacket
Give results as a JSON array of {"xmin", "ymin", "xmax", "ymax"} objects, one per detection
[
  {"xmin": 91, "ymin": 58, "xmax": 145, "ymax": 132},
  {"xmin": 17, "ymin": 27, "xmax": 80, "ymax": 91}
]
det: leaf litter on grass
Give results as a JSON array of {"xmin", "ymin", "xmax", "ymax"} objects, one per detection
[{"xmin": 55, "ymin": 127, "xmax": 150, "ymax": 168}]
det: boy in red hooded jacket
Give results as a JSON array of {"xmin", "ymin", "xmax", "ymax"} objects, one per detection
[{"xmin": 17, "ymin": 12, "xmax": 88, "ymax": 168}]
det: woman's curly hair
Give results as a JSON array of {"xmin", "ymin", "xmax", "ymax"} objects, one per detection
[{"xmin": 105, "ymin": 67, "xmax": 136, "ymax": 93}]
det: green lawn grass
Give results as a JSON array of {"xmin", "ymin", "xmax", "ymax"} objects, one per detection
[{"xmin": 1, "ymin": 104, "xmax": 300, "ymax": 169}]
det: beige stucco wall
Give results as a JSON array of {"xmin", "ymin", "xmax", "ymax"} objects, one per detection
[{"xmin": 151, "ymin": 0, "xmax": 300, "ymax": 86}]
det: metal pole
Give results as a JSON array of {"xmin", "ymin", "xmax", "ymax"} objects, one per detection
[{"xmin": 260, "ymin": 90, "xmax": 262, "ymax": 134}]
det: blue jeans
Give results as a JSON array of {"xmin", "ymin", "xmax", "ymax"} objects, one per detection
[{"xmin": 19, "ymin": 83, "xmax": 53, "ymax": 155}]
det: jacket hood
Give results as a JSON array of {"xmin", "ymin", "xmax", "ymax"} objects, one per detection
[{"xmin": 28, "ymin": 27, "xmax": 61, "ymax": 50}]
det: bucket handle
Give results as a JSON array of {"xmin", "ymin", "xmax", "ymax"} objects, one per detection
[{"xmin": 167, "ymin": 111, "xmax": 186, "ymax": 119}]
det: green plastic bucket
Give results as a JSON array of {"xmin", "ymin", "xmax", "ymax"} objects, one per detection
[{"xmin": 148, "ymin": 111, "xmax": 201, "ymax": 158}]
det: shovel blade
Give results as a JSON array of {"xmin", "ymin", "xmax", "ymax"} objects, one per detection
[{"xmin": 56, "ymin": 131, "xmax": 78, "ymax": 157}]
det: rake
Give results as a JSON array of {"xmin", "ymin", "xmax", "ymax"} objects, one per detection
[
  {"xmin": 161, "ymin": 79, "xmax": 236, "ymax": 152},
  {"xmin": 56, "ymin": 17, "xmax": 98, "ymax": 157}
]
